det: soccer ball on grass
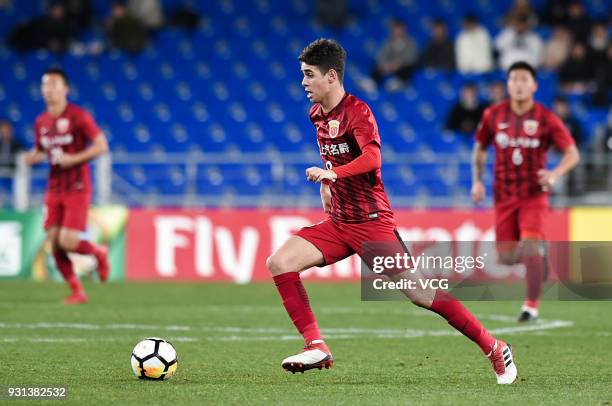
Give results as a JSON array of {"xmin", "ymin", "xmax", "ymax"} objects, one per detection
[{"xmin": 131, "ymin": 337, "xmax": 178, "ymax": 380}]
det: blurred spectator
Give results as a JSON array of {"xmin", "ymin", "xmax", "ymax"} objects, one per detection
[
  {"xmin": 603, "ymin": 113, "xmax": 612, "ymax": 157},
  {"xmin": 495, "ymin": 14, "xmax": 543, "ymax": 70},
  {"xmin": 542, "ymin": 26, "xmax": 573, "ymax": 70},
  {"xmin": 540, "ymin": 0, "xmax": 573, "ymax": 26},
  {"xmin": 42, "ymin": 2, "xmax": 72, "ymax": 52},
  {"xmin": 369, "ymin": 19, "xmax": 418, "ymax": 91},
  {"xmin": 588, "ymin": 21, "xmax": 610, "ymax": 65},
  {"xmin": 553, "ymin": 96, "xmax": 585, "ymax": 195},
  {"xmin": 315, "ymin": 0, "xmax": 348, "ymax": 30},
  {"xmin": 566, "ymin": 1, "xmax": 591, "ymax": 43},
  {"xmin": 167, "ymin": 2, "xmax": 200, "ymax": 31},
  {"xmin": 455, "ymin": 15, "xmax": 493, "ymax": 74},
  {"xmin": 106, "ymin": 2, "xmax": 149, "ymax": 53},
  {"xmin": 487, "ymin": 80, "xmax": 507, "ymax": 105},
  {"xmin": 8, "ymin": 2, "xmax": 72, "ymax": 53},
  {"xmin": 63, "ymin": 0, "xmax": 93, "ymax": 34},
  {"xmin": 420, "ymin": 19, "xmax": 455, "ymax": 70},
  {"xmin": 0, "ymin": 120, "xmax": 23, "ymax": 172},
  {"xmin": 129, "ymin": 0, "xmax": 164, "ymax": 30},
  {"xmin": 558, "ymin": 42, "xmax": 595, "ymax": 94},
  {"xmin": 504, "ymin": 0, "xmax": 538, "ymax": 27},
  {"xmin": 592, "ymin": 44, "xmax": 612, "ymax": 106},
  {"xmin": 445, "ymin": 83, "xmax": 487, "ymax": 135},
  {"xmin": 553, "ymin": 97, "xmax": 584, "ymax": 146}
]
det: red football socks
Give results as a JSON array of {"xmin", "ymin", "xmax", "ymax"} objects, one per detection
[
  {"xmin": 273, "ymin": 272, "xmax": 322, "ymax": 343},
  {"xmin": 523, "ymin": 253, "xmax": 545, "ymax": 307},
  {"xmin": 74, "ymin": 240, "xmax": 97, "ymax": 255},
  {"xmin": 53, "ymin": 249, "xmax": 83, "ymax": 294},
  {"xmin": 429, "ymin": 290, "xmax": 496, "ymax": 355}
]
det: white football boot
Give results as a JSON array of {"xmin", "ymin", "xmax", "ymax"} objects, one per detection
[
  {"xmin": 488, "ymin": 340, "xmax": 518, "ymax": 384},
  {"xmin": 281, "ymin": 340, "xmax": 333, "ymax": 373},
  {"xmin": 517, "ymin": 304, "xmax": 539, "ymax": 323}
]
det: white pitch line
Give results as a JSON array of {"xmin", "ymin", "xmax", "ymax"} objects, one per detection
[
  {"xmin": 206, "ymin": 319, "xmax": 574, "ymax": 342},
  {"xmin": 0, "ymin": 315, "xmax": 575, "ymax": 343},
  {"xmin": 489, "ymin": 320, "xmax": 574, "ymax": 335},
  {"xmin": 194, "ymin": 305, "xmax": 560, "ymax": 324},
  {"xmin": 0, "ymin": 322, "xmax": 191, "ymax": 331},
  {"xmin": 1, "ymin": 336, "xmax": 198, "ymax": 344}
]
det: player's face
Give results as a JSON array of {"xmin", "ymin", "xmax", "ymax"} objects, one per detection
[
  {"xmin": 41, "ymin": 74, "xmax": 68, "ymax": 105},
  {"xmin": 301, "ymin": 62, "xmax": 332, "ymax": 103},
  {"xmin": 507, "ymin": 69, "xmax": 537, "ymax": 103}
]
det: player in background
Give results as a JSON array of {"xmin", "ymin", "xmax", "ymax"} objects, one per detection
[
  {"xmin": 24, "ymin": 68, "xmax": 110, "ymax": 304},
  {"xmin": 267, "ymin": 39, "xmax": 517, "ymax": 384},
  {"xmin": 471, "ymin": 61, "xmax": 580, "ymax": 322}
]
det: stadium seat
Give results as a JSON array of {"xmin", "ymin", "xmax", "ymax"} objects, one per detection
[{"xmin": 1, "ymin": 0, "xmax": 609, "ymax": 204}]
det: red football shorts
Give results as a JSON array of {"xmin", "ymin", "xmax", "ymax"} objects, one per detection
[
  {"xmin": 43, "ymin": 192, "xmax": 91, "ymax": 231},
  {"xmin": 494, "ymin": 194, "xmax": 548, "ymax": 252},
  {"xmin": 295, "ymin": 213, "xmax": 408, "ymax": 274}
]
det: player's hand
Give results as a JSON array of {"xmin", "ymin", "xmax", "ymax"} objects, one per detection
[
  {"xmin": 23, "ymin": 150, "xmax": 45, "ymax": 166},
  {"xmin": 320, "ymin": 183, "xmax": 332, "ymax": 213},
  {"xmin": 537, "ymin": 169, "xmax": 557, "ymax": 191},
  {"xmin": 471, "ymin": 181, "xmax": 485, "ymax": 204},
  {"xmin": 23, "ymin": 151, "xmax": 38, "ymax": 166},
  {"xmin": 306, "ymin": 167, "xmax": 337, "ymax": 183},
  {"xmin": 58, "ymin": 153, "xmax": 79, "ymax": 168}
]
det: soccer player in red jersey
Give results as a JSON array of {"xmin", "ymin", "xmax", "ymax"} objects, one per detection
[
  {"xmin": 267, "ymin": 39, "xmax": 517, "ymax": 384},
  {"xmin": 472, "ymin": 61, "xmax": 580, "ymax": 322},
  {"xmin": 24, "ymin": 68, "xmax": 111, "ymax": 304}
]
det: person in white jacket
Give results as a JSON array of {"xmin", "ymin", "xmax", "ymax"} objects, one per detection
[
  {"xmin": 455, "ymin": 15, "xmax": 493, "ymax": 74},
  {"xmin": 495, "ymin": 14, "xmax": 544, "ymax": 71}
]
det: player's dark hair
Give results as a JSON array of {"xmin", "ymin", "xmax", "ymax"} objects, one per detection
[
  {"xmin": 298, "ymin": 38, "xmax": 346, "ymax": 83},
  {"xmin": 507, "ymin": 61, "xmax": 537, "ymax": 81},
  {"xmin": 43, "ymin": 67, "xmax": 69, "ymax": 86}
]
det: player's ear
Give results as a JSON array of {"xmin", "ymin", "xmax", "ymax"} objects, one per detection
[{"xmin": 327, "ymin": 69, "xmax": 337, "ymax": 84}]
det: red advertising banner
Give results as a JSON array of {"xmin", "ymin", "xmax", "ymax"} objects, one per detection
[{"xmin": 126, "ymin": 208, "xmax": 569, "ymax": 282}]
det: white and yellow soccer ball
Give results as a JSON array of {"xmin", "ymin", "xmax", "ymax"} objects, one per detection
[{"xmin": 131, "ymin": 337, "xmax": 178, "ymax": 380}]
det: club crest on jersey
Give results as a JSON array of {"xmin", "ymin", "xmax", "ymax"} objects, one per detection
[
  {"xmin": 328, "ymin": 120, "xmax": 340, "ymax": 138},
  {"xmin": 523, "ymin": 119, "xmax": 538, "ymax": 136},
  {"xmin": 56, "ymin": 118, "xmax": 70, "ymax": 133}
]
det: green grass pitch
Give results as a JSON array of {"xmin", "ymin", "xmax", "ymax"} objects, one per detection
[{"xmin": 1, "ymin": 281, "xmax": 611, "ymax": 405}]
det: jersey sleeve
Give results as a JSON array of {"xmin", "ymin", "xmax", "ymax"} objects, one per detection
[
  {"xmin": 475, "ymin": 107, "xmax": 494, "ymax": 147},
  {"xmin": 350, "ymin": 102, "xmax": 381, "ymax": 149},
  {"xmin": 547, "ymin": 112, "xmax": 575, "ymax": 151},
  {"xmin": 78, "ymin": 109, "xmax": 102, "ymax": 141},
  {"xmin": 308, "ymin": 104, "xmax": 319, "ymax": 124}
]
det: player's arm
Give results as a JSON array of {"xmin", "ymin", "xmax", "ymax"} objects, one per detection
[
  {"xmin": 58, "ymin": 133, "xmax": 108, "ymax": 168},
  {"xmin": 537, "ymin": 145, "xmax": 580, "ymax": 189},
  {"xmin": 24, "ymin": 147, "xmax": 47, "ymax": 165},
  {"xmin": 320, "ymin": 182, "xmax": 332, "ymax": 213},
  {"xmin": 471, "ymin": 107, "xmax": 494, "ymax": 204},
  {"xmin": 471, "ymin": 142, "xmax": 488, "ymax": 203},
  {"xmin": 26, "ymin": 121, "xmax": 47, "ymax": 165},
  {"xmin": 306, "ymin": 142, "xmax": 381, "ymax": 183},
  {"xmin": 538, "ymin": 113, "xmax": 581, "ymax": 189}
]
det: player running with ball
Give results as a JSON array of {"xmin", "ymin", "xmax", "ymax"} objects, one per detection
[
  {"xmin": 24, "ymin": 68, "xmax": 110, "ymax": 304},
  {"xmin": 267, "ymin": 39, "xmax": 517, "ymax": 384},
  {"xmin": 472, "ymin": 61, "xmax": 579, "ymax": 322}
]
